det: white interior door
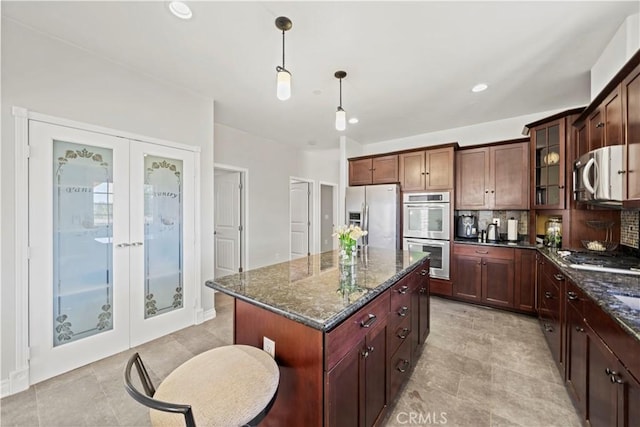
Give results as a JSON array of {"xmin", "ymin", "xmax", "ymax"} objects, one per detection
[
  {"xmin": 28, "ymin": 120, "xmax": 197, "ymax": 383},
  {"xmin": 290, "ymin": 181, "xmax": 310, "ymax": 259},
  {"xmin": 214, "ymin": 170, "xmax": 241, "ymax": 278},
  {"xmin": 128, "ymin": 142, "xmax": 196, "ymax": 347},
  {"xmin": 28, "ymin": 121, "xmax": 130, "ymax": 384}
]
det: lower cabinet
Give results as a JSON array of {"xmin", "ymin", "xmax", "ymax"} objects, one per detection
[
  {"xmin": 325, "ymin": 307, "xmax": 388, "ymax": 427},
  {"xmin": 452, "ymin": 244, "xmax": 516, "ymax": 309},
  {"xmin": 325, "ymin": 258, "xmax": 430, "ymax": 427}
]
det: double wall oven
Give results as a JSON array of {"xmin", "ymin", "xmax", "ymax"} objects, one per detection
[{"xmin": 402, "ymin": 192, "xmax": 451, "ymax": 280}]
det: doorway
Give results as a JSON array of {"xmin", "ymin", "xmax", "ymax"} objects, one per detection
[
  {"xmin": 320, "ymin": 183, "xmax": 337, "ymax": 253},
  {"xmin": 214, "ymin": 166, "xmax": 246, "ymax": 278},
  {"xmin": 290, "ymin": 178, "xmax": 313, "ymax": 259}
]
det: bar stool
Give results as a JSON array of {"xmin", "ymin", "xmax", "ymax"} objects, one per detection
[{"xmin": 124, "ymin": 345, "xmax": 279, "ymax": 426}]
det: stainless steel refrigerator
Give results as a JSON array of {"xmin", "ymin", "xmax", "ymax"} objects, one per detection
[{"xmin": 345, "ymin": 184, "xmax": 400, "ymax": 250}]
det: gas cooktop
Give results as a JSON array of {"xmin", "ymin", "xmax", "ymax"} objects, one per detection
[{"xmin": 563, "ymin": 251, "xmax": 640, "ymax": 276}]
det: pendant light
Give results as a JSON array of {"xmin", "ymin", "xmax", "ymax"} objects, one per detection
[
  {"xmin": 334, "ymin": 71, "xmax": 347, "ymax": 131},
  {"xmin": 275, "ymin": 17, "xmax": 292, "ymax": 101}
]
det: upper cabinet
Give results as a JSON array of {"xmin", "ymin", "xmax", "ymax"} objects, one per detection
[
  {"xmin": 531, "ymin": 118, "xmax": 566, "ymax": 209},
  {"xmin": 455, "ymin": 141, "xmax": 529, "ymax": 210},
  {"xmin": 399, "ymin": 146, "xmax": 454, "ymax": 192},
  {"xmin": 348, "ymin": 154, "xmax": 398, "ymax": 186},
  {"xmin": 623, "ymin": 62, "xmax": 640, "ymax": 207},
  {"xmin": 587, "ymin": 86, "xmax": 623, "ymax": 152}
]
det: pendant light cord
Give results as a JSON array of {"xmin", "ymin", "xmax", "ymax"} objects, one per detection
[
  {"xmin": 339, "ymin": 78, "xmax": 343, "ymax": 108},
  {"xmin": 281, "ymin": 30, "xmax": 286, "ymax": 69}
]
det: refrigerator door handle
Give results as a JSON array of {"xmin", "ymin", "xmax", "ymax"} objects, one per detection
[{"xmin": 362, "ymin": 203, "xmax": 369, "ymax": 246}]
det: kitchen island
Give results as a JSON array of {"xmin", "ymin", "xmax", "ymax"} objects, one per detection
[{"xmin": 205, "ymin": 248, "xmax": 430, "ymax": 427}]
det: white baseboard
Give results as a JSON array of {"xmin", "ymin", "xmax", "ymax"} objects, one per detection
[
  {"xmin": 203, "ymin": 307, "xmax": 217, "ymax": 321},
  {"xmin": 1, "ymin": 367, "xmax": 30, "ymax": 398}
]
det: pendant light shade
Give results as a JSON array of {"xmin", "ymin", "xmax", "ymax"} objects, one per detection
[
  {"xmin": 335, "ymin": 71, "xmax": 347, "ymax": 131},
  {"xmin": 275, "ymin": 17, "xmax": 292, "ymax": 101},
  {"xmin": 335, "ymin": 107, "xmax": 346, "ymax": 131},
  {"xmin": 276, "ymin": 68, "xmax": 291, "ymax": 101}
]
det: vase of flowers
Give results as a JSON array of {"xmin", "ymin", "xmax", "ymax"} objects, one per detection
[{"xmin": 333, "ymin": 224, "xmax": 367, "ymax": 266}]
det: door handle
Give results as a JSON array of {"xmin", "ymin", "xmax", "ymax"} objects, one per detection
[
  {"xmin": 360, "ymin": 314, "xmax": 377, "ymax": 328},
  {"xmin": 116, "ymin": 243, "xmax": 131, "ymax": 248}
]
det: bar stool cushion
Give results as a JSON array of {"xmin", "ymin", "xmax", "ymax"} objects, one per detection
[{"xmin": 150, "ymin": 345, "xmax": 279, "ymax": 426}]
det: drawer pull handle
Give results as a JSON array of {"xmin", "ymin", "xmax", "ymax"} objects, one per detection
[
  {"xmin": 397, "ymin": 328, "xmax": 410, "ymax": 339},
  {"xmin": 398, "ymin": 306, "xmax": 409, "ymax": 317},
  {"xmin": 419, "ymin": 287, "xmax": 427, "ymax": 294},
  {"xmin": 575, "ymin": 326, "xmax": 585, "ymax": 333},
  {"xmin": 567, "ymin": 292, "xmax": 578, "ymax": 301},
  {"xmin": 420, "ymin": 269, "xmax": 428, "ymax": 276},
  {"xmin": 611, "ymin": 376, "xmax": 624, "ymax": 384},
  {"xmin": 553, "ymin": 273, "xmax": 565, "ymax": 281},
  {"xmin": 544, "ymin": 323, "xmax": 553, "ymax": 333},
  {"xmin": 544, "ymin": 291, "xmax": 553, "ymax": 299},
  {"xmin": 396, "ymin": 359, "xmax": 410, "ymax": 373},
  {"xmin": 475, "ymin": 250, "xmax": 489, "ymax": 254},
  {"xmin": 596, "ymin": 122, "xmax": 605, "ymax": 128},
  {"xmin": 397, "ymin": 285, "xmax": 409, "ymax": 295},
  {"xmin": 361, "ymin": 346, "xmax": 375, "ymax": 358},
  {"xmin": 360, "ymin": 314, "xmax": 377, "ymax": 328},
  {"xmin": 605, "ymin": 368, "xmax": 618, "ymax": 376}
]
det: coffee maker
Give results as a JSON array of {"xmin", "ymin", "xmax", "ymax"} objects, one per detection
[{"xmin": 456, "ymin": 215, "xmax": 478, "ymax": 239}]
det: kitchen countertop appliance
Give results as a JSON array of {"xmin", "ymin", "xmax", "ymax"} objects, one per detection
[
  {"xmin": 456, "ymin": 215, "xmax": 478, "ymax": 239},
  {"xmin": 564, "ymin": 251, "xmax": 640, "ymax": 276},
  {"xmin": 486, "ymin": 222, "xmax": 498, "ymax": 242}
]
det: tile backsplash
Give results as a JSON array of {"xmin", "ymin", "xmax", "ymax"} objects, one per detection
[
  {"xmin": 621, "ymin": 210, "xmax": 639, "ymax": 249},
  {"xmin": 456, "ymin": 210, "xmax": 529, "ymax": 238}
]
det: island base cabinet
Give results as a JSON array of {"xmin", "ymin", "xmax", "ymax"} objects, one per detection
[{"xmin": 325, "ymin": 319, "xmax": 388, "ymax": 427}]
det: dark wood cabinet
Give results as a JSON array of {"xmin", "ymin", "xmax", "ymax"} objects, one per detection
[
  {"xmin": 623, "ymin": 62, "xmax": 640, "ymax": 207},
  {"xmin": 565, "ymin": 281, "xmax": 587, "ymax": 417},
  {"xmin": 538, "ymin": 259, "xmax": 565, "ymax": 372},
  {"xmin": 452, "ymin": 245, "xmax": 515, "ymax": 309},
  {"xmin": 455, "ymin": 141, "xmax": 529, "ymax": 210},
  {"xmin": 588, "ymin": 86, "xmax": 623, "ymax": 152},
  {"xmin": 513, "ymin": 249, "xmax": 536, "ymax": 313},
  {"xmin": 348, "ymin": 155, "xmax": 398, "ymax": 186},
  {"xmin": 576, "ymin": 121, "xmax": 589, "ymax": 159},
  {"xmin": 325, "ymin": 297, "xmax": 389, "ymax": 427},
  {"xmin": 399, "ymin": 146, "xmax": 454, "ymax": 191},
  {"xmin": 588, "ymin": 109, "xmax": 605, "ymax": 151},
  {"xmin": 531, "ymin": 118, "xmax": 566, "ymax": 209}
]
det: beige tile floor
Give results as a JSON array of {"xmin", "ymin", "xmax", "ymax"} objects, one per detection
[{"xmin": 1, "ymin": 294, "xmax": 581, "ymax": 427}]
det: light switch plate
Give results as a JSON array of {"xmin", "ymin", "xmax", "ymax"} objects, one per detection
[
  {"xmin": 493, "ymin": 218, "xmax": 501, "ymax": 227},
  {"xmin": 263, "ymin": 336, "xmax": 275, "ymax": 358}
]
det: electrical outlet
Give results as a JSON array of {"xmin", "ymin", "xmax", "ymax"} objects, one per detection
[
  {"xmin": 493, "ymin": 218, "xmax": 501, "ymax": 227},
  {"xmin": 263, "ymin": 336, "xmax": 275, "ymax": 358}
]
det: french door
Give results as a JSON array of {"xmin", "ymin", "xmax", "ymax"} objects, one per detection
[{"xmin": 28, "ymin": 120, "xmax": 196, "ymax": 384}]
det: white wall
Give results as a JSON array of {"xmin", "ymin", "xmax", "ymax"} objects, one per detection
[
  {"xmin": 591, "ymin": 13, "xmax": 640, "ymax": 98},
  {"xmin": 214, "ymin": 125, "xmax": 342, "ymax": 268},
  {"xmin": 1, "ymin": 19, "xmax": 215, "ymax": 387},
  {"xmin": 359, "ymin": 109, "xmax": 567, "ymax": 156}
]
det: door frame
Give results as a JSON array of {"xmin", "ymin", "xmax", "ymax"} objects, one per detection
[
  {"xmin": 11, "ymin": 108, "xmax": 202, "ymax": 394},
  {"xmin": 213, "ymin": 163, "xmax": 248, "ymax": 274},
  {"xmin": 289, "ymin": 177, "xmax": 315, "ymax": 258},
  {"xmin": 318, "ymin": 181, "xmax": 338, "ymax": 254}
]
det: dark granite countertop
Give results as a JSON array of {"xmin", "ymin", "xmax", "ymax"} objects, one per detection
[
  {"xmin": 453, "ymin": 238, "xmax": 538, "ymax": 250},
  {"xmin": 538, "ymin": 248, "xmax": 640, "ymax": 343},
  {"xmin": 205, "ymin": 248, "xmax": 428, "ymax": 332}
]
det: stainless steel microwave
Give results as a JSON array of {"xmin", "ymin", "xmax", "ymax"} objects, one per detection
[{"xmin": 573, "ymin": 145, "xmax": 624, "ymax": 206}]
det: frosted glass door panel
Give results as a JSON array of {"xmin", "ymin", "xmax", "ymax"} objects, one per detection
[
  {"xmin": 144, "ymin": 156, "xmax": 184, "ymax": 318},
  {"xmin": 53, "ymin": 141, "xmax": 114, "ymax": 345}
]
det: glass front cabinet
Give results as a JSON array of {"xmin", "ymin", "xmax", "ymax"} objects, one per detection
[{"xmin": 531, "ymin": 118, "xmax": 566, "ymax": 209}]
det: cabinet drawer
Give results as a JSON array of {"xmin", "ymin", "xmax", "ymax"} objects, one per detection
[
  {"xmin": 540, "ymin": 277, "xmax": 561, "ymax": 319},
  {"xmin": 389, "ymin": 331, "xmax": 413, "ymax": 401},
  {"xmin": 325, "ymin": 292, "xmax": 390, "ymax": 371},
  {"xmin": 390, "ymin": 278, "xmax": 412, "ymax": 328},
  {"xmin": 388, "ymin": 315, "xmax": 412, "ymax": 356},
  {"xmin": 565, "ymin": 280, "xmax": 585, "ymax": 317},
  {"xmin": 542, "ymin": 259, "xmax": 566, "ymax": 283},
  {"xmin": 453, "ymin": 244, "xmax": 514, "ymax": 260}
]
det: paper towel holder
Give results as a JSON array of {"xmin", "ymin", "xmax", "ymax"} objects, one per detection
[{"xmin": 507, "ymin": 217, "xmax": 519, "ymax": 243}]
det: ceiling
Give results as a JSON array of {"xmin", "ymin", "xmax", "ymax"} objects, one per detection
[{"xmin": 3, "ymin": 1, "xmax": 639, "ymax": 149}]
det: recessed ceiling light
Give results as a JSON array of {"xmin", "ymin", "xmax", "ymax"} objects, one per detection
[
  {"xmin": 169, "ymin": 1, "xmax": 192, "ymax": 20},
  {"xmin": 348, "ymin": 117, "xmax": 359, "ymax": 124},
  {"xmin": 472, "ymin": 83, "xmax": 488, "ymax": 93}
]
